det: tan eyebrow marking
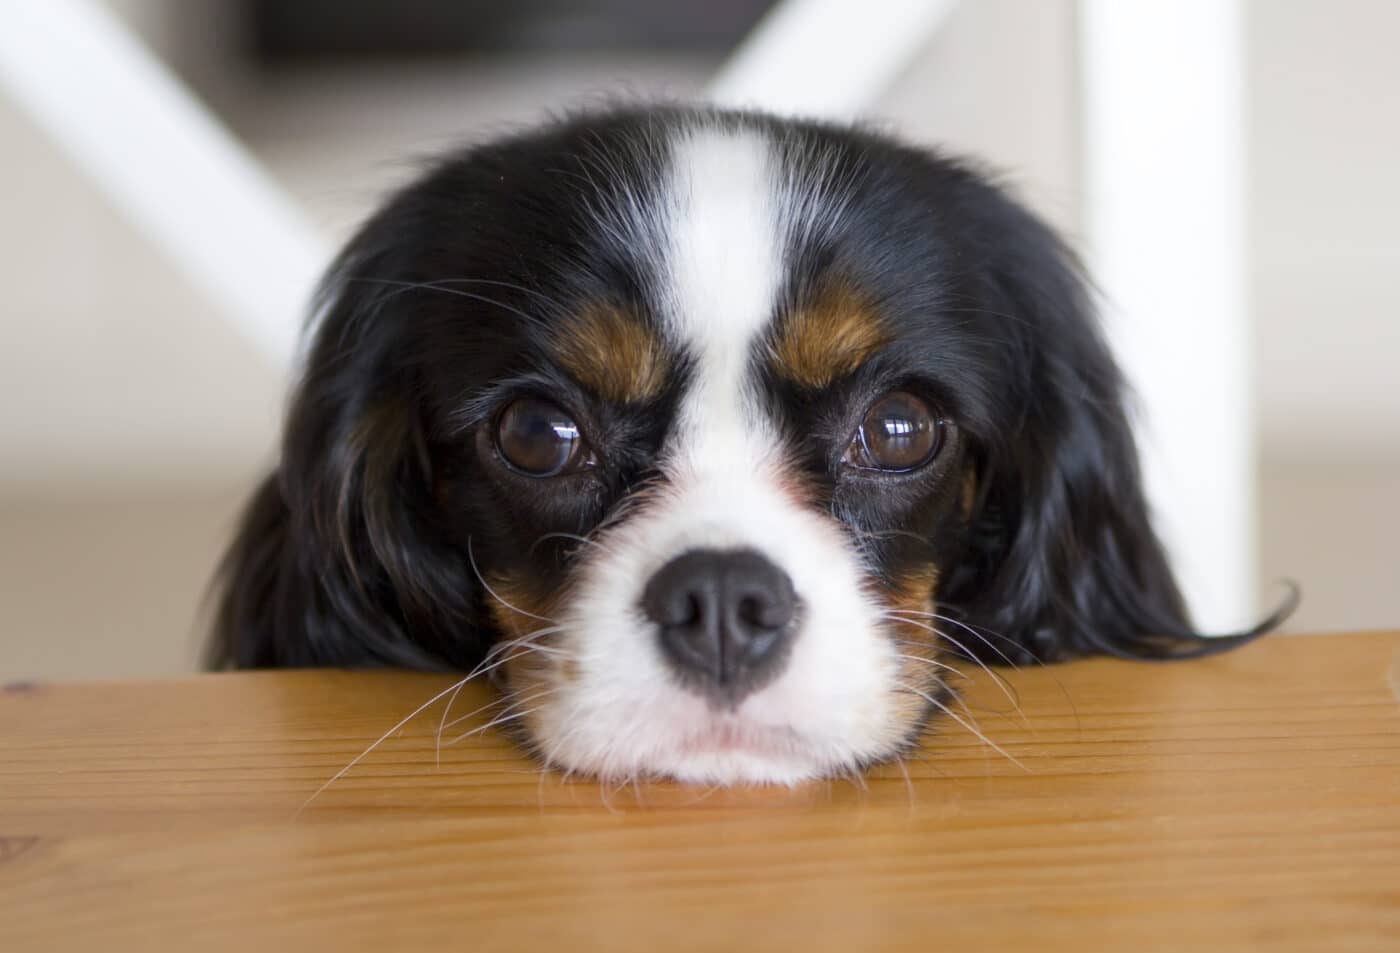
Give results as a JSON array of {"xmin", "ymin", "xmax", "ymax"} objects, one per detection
[
  {"xmin": 553, "ymin": 304, "xmax": 671, "ymax": 404},
  {"xmin": 771, "ymin": 281, "xmax": 890, "ymax": 389}
]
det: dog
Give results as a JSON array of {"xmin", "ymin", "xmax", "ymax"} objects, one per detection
[{"xmin": 211, "ymin": 106, "xmax": 1289, "ymax": 785}]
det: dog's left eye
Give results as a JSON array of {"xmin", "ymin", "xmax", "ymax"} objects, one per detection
[
  {"xmin": 844, "ymin": 391, "xmax": 944, "ymax": 473},
  {"xmin": 494, "ymin": 398, "xmax": 592, "ymax": 477}
]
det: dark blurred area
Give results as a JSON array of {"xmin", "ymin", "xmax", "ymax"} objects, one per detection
[{"xmin": 248, "ymin": 0, "xmax": 774, "ymax": 60}]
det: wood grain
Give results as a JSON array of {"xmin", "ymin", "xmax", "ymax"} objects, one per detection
[{"xmin": 2, "ymin": 632, "xmax": 1398, "ymax": 951}]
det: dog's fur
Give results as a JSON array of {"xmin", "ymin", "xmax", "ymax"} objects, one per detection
[{"xmin": 212, "ymin": 107, "xmax": 1289, "ymax": 785}]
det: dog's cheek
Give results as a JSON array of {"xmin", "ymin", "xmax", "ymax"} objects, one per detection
[
  {"xmin": 483, "ymin": 571, "xmax": 559, "ymax": 638},
  {"xmin": 483, "ymin": 570, "xmax": 569, "ymax": 689},
  {"xmin": 483, "ymin": 571, "xmax": 582, "ymax": 752},
  {"xmin": 876, "ymin": 563, "xmax": 946, "ymax": 741}
]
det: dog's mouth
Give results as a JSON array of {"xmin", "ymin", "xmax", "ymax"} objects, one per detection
[
  {"xmin": 675, "ymin": 717, "xmax": 806, "ymax": 758},
  {"xmin": 640, "ymin": 714, "xmax": 836, "ymax": 784}
]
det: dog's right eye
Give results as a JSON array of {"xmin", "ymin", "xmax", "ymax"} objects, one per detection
[
  {"xmin": 844, "ymin": 390, "xmax": 944, "ymax": 473},
  {"xmin": 494, "ymin": 398, "xmax": 593, "ymax": 477}
]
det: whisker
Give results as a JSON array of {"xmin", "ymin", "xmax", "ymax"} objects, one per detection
[
  {"xmin": 471, "ymin": 625, "xmax": 565, "ymax": 670},
  {"xmin": 441, "ymin": 632, "xmax": 568, "ymax": 717},
  {"xmin": 883, "ymin": 613, "xmax": 1023, "ymax": 716},
  {"xmin": 296, "ymin": 676, "xmax": 472, "ymax": 816},
  {"xmin": 529, "ymin": 530, "xmax": 604, "ymax": 556},
  {"xmin": 435, "ymin": 677, "xmax": 475, "ymax": 769},
  {"xmin": 891, "ymin": 651, "xmax": 968, "ymax": 680},
  {"xmin": 899, "ymin": 682, "xmax": 1028, "ymax": 772},
  {"xmin": 889, "ymin": 633, "xmax": 1029, "ymax": 728},
  {"xmin": 443, "ymin": 705, "xmax": 541, "ymax": 748},
  {"xmin": 597, "ymin": 777, "xmax": 622, "ymax": 815},
  {"xmin": 438, "ymin": 691, "xmax": 510, "ymax": 740},
  {"xmin": 431, "ymin": 621, "xmax": 573, "ymax": 768},
  {"xmin": 475, "ymin": 636, "xmax": 574, "ymax": 673},
  {"xmin": 899, "ymin": 612, "xmax": 1082, "ymax": 734},
  {"xmin": 441, "ymin": 685, "xmax": 557, "ymax": 735},
  {"xmin": 676, "ymin": 779, "xmax": 726, "ymax": 808},
  {"xmin": 888, "ymin": 609, "xmax": 1023, "ymax": 670},
  {"xmin": 928, "ymin": 611, "xmax": 1029, "ymax": 669},
  {"xmin": 467, "ymin": 537, "xmax": 558, "ymax": 624},
  {"xmin": 895, "ymin": 756, "xmax": 916, "ymax": 810}
]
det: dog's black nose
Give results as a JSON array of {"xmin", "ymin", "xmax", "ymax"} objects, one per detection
[{"xmin": 642, "ymin": 548, "xmax": 798, "ymax": 704}]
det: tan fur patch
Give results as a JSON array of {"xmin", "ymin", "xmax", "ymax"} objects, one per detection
[
  {"xmin": 484, "ymin": 571, "xmax": 570, "ymax": 709},
  {"xmin": 553, "ymin": 305, "xmax": 669, "ymax": 403},
  {"xmin": 484, "ymin": 572, "xmax": 558, "ymax": 641},
  {"xmin": 771, "ymin": 282, "xmax": 889, "ymax": 389},
  {"xmin": 884, "ymin": 564, "xmax": 940, "ymax": 614},
  {"xmin": 880, "ymin": 563, "xmax": 941, "ymax": 654},
  {"xmin": 876, "ymin": 564, "xmax": 947, "ymax": 732}
]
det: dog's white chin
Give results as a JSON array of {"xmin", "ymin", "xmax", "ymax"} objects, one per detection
[
  {"xmin": 647, "ymin": 746, "xmax": 835, "ymax": 787},
  {"xmin": 521, "ymin": 666, "xmax": 908, "ymax": 786},
  {"xmin": 535, "ymin": 719, "xmax": 863, "ymax": 786}
]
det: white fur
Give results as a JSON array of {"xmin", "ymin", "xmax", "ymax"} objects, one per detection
[{"xmin": 532, "ymin": 123, "xmax": 903, "ymax": 784}]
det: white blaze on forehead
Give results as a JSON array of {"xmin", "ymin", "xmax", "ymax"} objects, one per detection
[{"xmin": 659, "ymin": 126, "xmax": 783, "ymax": 462}]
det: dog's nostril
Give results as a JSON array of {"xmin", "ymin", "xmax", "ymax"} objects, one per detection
[
  {"xmin": 682, "ymin": 594, "xmax": 705, "ymax": 626},
  {"xmin": 734, "ymin": 583, "xmax": 794, "ymax": 631},
  {"xmin": 736, "ymin": 595, "xmax": 766, "ymax": 628},
  {"xmin": 641, "ymin": 548, "xmax": 798, "ymax": 704}
]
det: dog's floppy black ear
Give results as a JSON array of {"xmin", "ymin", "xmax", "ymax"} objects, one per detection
[
  {"xmin": 939, "ymin": 188, "xmax": 1293, "ymax": 666},
  {"xmin": 209, "ymin": 248, "xmax": 483, "ymax": 671}
]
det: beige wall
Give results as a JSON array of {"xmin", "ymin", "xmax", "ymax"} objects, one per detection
[
  {"xmin": 882, "ymin": 0, "xmax": 1080, "ymax": 238},
  {"xmin": 0, "ymin": 93, "xmax": 281, "ymax": 489},
  {"xmin": 1250, "ymin": 0, "xmax": 1400, "ymax": 464}
]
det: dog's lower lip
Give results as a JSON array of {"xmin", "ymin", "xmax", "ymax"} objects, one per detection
[{"xmin": 678, "ymin": 720, "xmax": 801, "ymax": 756}]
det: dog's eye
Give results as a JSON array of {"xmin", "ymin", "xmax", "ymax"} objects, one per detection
[
  {"xmin": 495, "ymin": 398, "xmax": 591, "ymax": 477},
  {"xmin": 845, "ymin": 391, "xmax": 944, "ymax": 472}
]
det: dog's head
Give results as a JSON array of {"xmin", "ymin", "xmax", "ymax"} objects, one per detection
[{"xmin": 214, "ymin": 108, "xmax": 1282, "ymax": 784}]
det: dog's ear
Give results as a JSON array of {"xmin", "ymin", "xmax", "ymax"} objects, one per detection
[
  {"xmin": 209, "ymin": 262, "xmax": 483, "ymax": 671},
  {"xmin": 938, "ymin": 187, "xmax": 1293, "ymax": 666}
]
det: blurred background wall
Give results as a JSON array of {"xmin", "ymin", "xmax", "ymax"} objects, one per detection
[{"xmin": 2, "ymin": 0, "xmax": 1395, "ymax": 679}]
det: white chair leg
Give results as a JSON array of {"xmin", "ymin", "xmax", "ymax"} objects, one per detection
[
  {"xmin": 0, "ymin": 0, "xmax": 327, "ymax": 367},
  {"xmin": 708, "ymin": 0, "xmax": 956, "ymax": 119},
  {"xmin": 1079, "ymin": 0, "xmax": 1255, "ymax": 630}
]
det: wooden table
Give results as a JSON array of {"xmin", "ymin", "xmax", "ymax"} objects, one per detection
[{"xmin": 2, "ymin": 631, "xmax": 1397, "ymax": 951}]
